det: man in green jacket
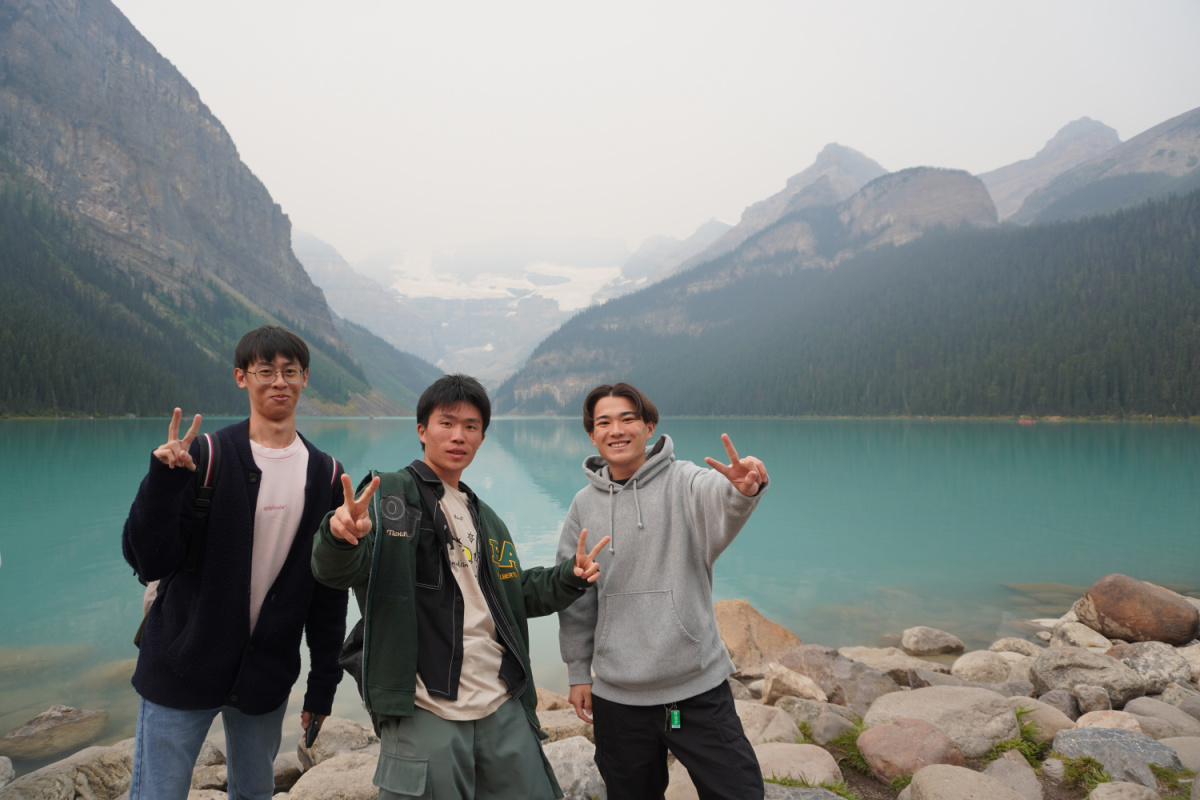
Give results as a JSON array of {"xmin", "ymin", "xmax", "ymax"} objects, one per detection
[{"xmin": 312, "ymin": 374, "xmax": 608, "ymax": 799}]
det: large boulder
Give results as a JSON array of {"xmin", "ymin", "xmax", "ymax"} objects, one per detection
[
  {"xmin": 1160, "ymin": 736, "xmax": 1200, "ymax": 771},
  {"xmin": 1007, "ymin": 696, "xmax": 1076, "ymax": 743},
  {"xmin": 762, "ymin": 662, "xmax": 827, "ymax": 705},
  {"xmin": 715, "ymin": 599, "xmax": 803, "ymax": 679},
  {"xmin": 901, "ymin": 627, "xmax": 964, "ymax": 656},
  {"xmin": 990, "ymin": 638, "xmax": 1044, "ymax": 658},
  {"xmin": 536, "ymin": 688, "xmax": 572, "ymax": 711},
  {"xmin": 950, "ymin": 650, "xmax": 1012, "ymax": 684},
  {"xmin": 981, "ymin": 749, "xmax": 1042, "ymax": 800},
  {"xmin": 1088, "ymin": 783, "xmax": 1163, "ymax": 799},
  {"xmin": 287, "ymin": 750, "xmax": 379, "ymax": 800},
  {"xmin": 544, "ymin": 736, "xmax": 605, "ymax": 800},
  {"xmin": 0, "ymin": 741, "xmax": 133, "ymax": 799},
  {"xmin": 1052, "ymin": 621, "xmax": 1114, "ymax": 650},
  {"xmin": 1029, "ymin": 647, "xmax": 1147, "ymax": 706},
  {"xmin": 1123, "ymin": 697, "xmax": 1200, "ymax": 738},
  {"xmin": 0, "ymin": 705, "xmax": 109, "ymax": 762},
  {"xmin": 862, "ymin": 686, "xmax": 1020, "ymax": 758},
  {"xmin": 539, "ymin": 708, "xmax": 595, "ymax": 744},
  {"xmin": 735, "ymin": 701, "xmax": 802, "ymax": 746},
  {"xmin": 856, "ymin": 718, "xmax": 964, "ymax": 782},
  {"xmin": 1073, "ymin": 574, "xmax": 1200, "ymax": 646},
  {"xmin": 1052, "ymin": 727, "xmax": 1184, "ymax": 788},
  {"xmin": 296, "ymin": 716, "xmax": 379, "ymax": 771},
  {"xmin": 907, "ymin": 667, "xmax": 1033, "ymax": 697},
  {"xmin": 754, "ymin": 742, "xmax": 843, "ymax": 786},
  {"xmin": 1108, "ymin": 642, "xmax": 1193, "ymax": 694},
  {"xmin": 838, "ymin": 647, "xmax": 948, "ymax": 687},
  {"xmin": 907, "ymin": 763, "xmax": 1028, "ymax": 800},
  {"xmin": 777, "ymin": 644, "xmax": 900, "ymax": 717},
  {"xmin": 0, "ymin": 756, "xmax": 13, "ymax": 789},
  {"xmin": 1076, "ymin": 710, "xmax": 1143, "ymax": 732}
]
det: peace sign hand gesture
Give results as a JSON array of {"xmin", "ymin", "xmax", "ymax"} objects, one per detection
[
  {"xmin": 572, "ymin": 529, "xmax": 611, "ymax": 583},
  {"xmin": 153, "ymin": 408, "xmax": 202, "ymax": 470},
  {"xmin": 329, "ymin": 473, "xmax": 381, "ymax": 546},
  {"xmin": 704, "ymin": 434, "xmax": 769, "ymax": 497}
]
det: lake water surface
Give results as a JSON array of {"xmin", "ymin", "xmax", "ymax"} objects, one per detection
[{"xmin": 1, "ymin": 417, "xmax": 1197, "ymax": 771}]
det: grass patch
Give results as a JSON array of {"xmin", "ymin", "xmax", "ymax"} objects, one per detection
[
  {"xmin": 1055, "ymin": 754, "xmax": 1111, "ymax": 792},
  {"xmin": 825, "ymin": 721, "xmax": 870, "ymax": 775},
  {"xmin": 797, "ymin": 720, "xmax": 815, "ymax": 744},
  {"xmin": 889, "ymin": 774, "xmax": 913, "ymax": 792},
  {"xmin": 1150, "ymin": 763, "xmax": 1197, "ymax": 798},
  {"xmin": 764, "ymin": 774, "xmax": 862, "ymax": 799},
  {"xmin": 986, "ymin": 705, "xmax": 1051, "ymax": 767}
]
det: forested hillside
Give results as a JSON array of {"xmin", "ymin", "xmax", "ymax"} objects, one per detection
[{"xmin": 496, "ymin": 190, "xmax": 1200, "ymax": 419}]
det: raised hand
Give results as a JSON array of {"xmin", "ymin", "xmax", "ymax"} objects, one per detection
[
  {"xmin": 152, "ymin": 407, "xmax": 202, "ymax": 470},
  {"xmin": 329, "ymin": 473, "xmax": 381, "ymax": 546},
  {"xmin": 704, "ymin": 433, "xmax": 769, "ymax": 497},
  {"xmin": 573, "ymin": 528, "xmax": 611, "ymax": 583}
]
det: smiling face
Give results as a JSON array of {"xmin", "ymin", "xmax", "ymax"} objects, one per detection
[
  {"xmin": 234, "ymin": 353, "xmax": 308, "ymax": 424},
  {"xmin": 589, "ymin": 395, "xmax": 656, "ymax": 481},
  {"xmin": 418, "ymin": 402, "xmax": 486, "ymax": 487}
]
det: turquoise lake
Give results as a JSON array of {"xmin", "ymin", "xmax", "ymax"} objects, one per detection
[{"xmin": 1, "ymin": 417, "xmax": 1197, "ymax": 770}]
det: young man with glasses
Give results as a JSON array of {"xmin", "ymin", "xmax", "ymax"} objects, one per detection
[
  {"xmin": 557, "ymin": 382, "xmax": 770, "ymax": 799},
  {"xmin": 122, "ymin": 325, "xmax": 348, "ymax": 800}
]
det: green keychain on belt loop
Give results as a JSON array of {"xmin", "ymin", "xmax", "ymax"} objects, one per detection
[{"xmin": 669, "ymin": 705, "xmax": 681, "ymax": 730}]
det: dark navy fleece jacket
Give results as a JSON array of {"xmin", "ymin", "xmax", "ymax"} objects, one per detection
[{"xmin": 122, "ymin": 419, "xmax": 348, "ymax": 716}]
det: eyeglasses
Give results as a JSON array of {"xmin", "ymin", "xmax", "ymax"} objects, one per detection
[{"xmin": 244, "ymin": 367, "xmax": 305, "ymax": 384}]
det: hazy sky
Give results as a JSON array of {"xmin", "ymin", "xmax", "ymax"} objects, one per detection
[{"xmin": 112, "ymin": 0, "xmax": 1200, "ymax": 266}]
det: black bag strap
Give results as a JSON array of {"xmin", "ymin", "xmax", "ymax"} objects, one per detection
[{"xmin": 185, "ymin": 432, "xmax": 220, "ymax": 572}]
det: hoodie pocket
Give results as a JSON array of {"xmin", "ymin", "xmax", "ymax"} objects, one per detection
[{"xmin": 594, "ymin": 590, "xmax": 701, "ymax": 689}]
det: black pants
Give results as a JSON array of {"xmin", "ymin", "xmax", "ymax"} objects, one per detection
[{"xmin": 592, "ymin": 681, "xmax": 764, "ymax": 800}]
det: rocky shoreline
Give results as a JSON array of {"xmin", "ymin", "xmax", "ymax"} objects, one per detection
[{"xmin": 3, "ymin": 573, "xmax": 1199, "ymax": 800}]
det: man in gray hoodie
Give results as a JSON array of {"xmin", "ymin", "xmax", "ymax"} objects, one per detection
[{"xmin": 556, "ymin": 382, "xmax": 769, "ymax": 800}]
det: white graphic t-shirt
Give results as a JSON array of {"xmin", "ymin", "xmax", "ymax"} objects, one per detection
[{"xmin": 248, "ymin": 437, "xmax": 309, "ymax": 633}]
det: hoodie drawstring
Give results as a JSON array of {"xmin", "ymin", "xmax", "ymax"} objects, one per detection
[
  {"xmin": 633, "ymin": 479, "xmax": 644, "ymax": 530},
  {"xmin": 608, "ymin": 484, "xmax": 616, "ymax": 553}
]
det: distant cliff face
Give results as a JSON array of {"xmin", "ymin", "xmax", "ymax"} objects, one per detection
[
  {"xmin": 0, "ymin": 0, "xmax": 337, "ymax": 341},
  {"xmin": 840, "ymin": 168, "xmax": 998, "ymax": 248},
  {"xmin": 674, "ymin": 143, "xmax": 888, "ymax": 273},
  {"xmin": 979, "ymin": 118, "xmax": 1121, "ymax": 220},
  {"xmin": 1010, "ymin": 106, "xmax": 1200, "ymax": 224}
]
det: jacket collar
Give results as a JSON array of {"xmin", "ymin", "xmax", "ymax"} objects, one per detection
[{"xmin": 407, "ymin": 459, "xmax": 477, "ymax": 504}]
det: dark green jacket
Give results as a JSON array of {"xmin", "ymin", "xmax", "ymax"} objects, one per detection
[{"xmin": 312, "ymin": 460, "xmax": 588, "ymax": 736}]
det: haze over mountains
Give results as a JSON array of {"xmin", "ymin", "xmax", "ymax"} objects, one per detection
[{"xmin": 0, "ymin": 0, "xmax": 1196, "ymax": 418}]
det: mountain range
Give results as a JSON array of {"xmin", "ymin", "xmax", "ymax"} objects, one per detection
[{"xmin": 0, "ymin": 0, "xmax": 1196, "ymax": 417}]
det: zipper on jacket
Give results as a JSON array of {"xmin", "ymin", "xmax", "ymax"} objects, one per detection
[
  {"xmin": 361, "ymin": 470, "xmax": 384, "ymax": 713},
  {"xmin": 470, "ymin": 503, "xmax": 528, "ymax": 701}
]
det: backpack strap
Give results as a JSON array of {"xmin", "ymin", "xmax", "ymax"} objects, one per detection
[{"xmin": 184, "ymin": 432, "xmax": 220, "ymax": 573}]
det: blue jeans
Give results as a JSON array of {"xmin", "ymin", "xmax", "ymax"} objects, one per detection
[{"xmin": 129, "ymin": 697, "xmax": 288, "ymax": 800}]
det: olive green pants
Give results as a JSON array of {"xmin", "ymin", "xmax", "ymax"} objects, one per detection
[{"xmin": 374, "ymin": 698, "xmax": 562, "ymax": 799}]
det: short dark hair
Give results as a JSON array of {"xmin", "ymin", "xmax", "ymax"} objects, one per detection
[
  {"xmin": 582, "ymin": 382, "xmax": 658, "ymax": 433},
  {"xmin": 234, "ymin": 325, "xmax": 310, "ymax": 371},
  {"xmin": 417, "ymin": 374, "xmax": 491, "ymax": 433}
]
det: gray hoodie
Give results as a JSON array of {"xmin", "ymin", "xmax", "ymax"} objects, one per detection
[{"xmin": 556, "ymin": 434, "xmax": 765, "ymax": 706}]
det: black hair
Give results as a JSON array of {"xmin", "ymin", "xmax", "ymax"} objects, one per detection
[
  {"xmin": 582, "ymin": 382, "xmax": 658, "ymax": 433},
  {"xmin": 417, "ymin": 374, "xmax": 491, "ymax": 434},
  {"xmin": 233, "ymin": 325, "xmax": 310, "ymax": 371}
]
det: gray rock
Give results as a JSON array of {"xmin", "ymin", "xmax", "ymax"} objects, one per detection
[
  {"xmin": 1052, "ymin": 727, "xmax": 1184, "ymax": 788},
  {"xmin": 196, "ymin": 740, "xmax": 225, "ymax": 767},
  {"xmin": 1160, "ymin": 682, "xmax": 1200, "ymax": 708},
  {"xmin": 773, "ymin": 696, "xmax": 858, "ymax": 731},
  {"xmin": 1076, "ymin": 684, "xmax": 1115, "ymax": 713},
  {"xmin": 837, "ymin": 646, "xmax": 948, "ymax": 687},
  {"xmin": 763, "ymin": 785, "xmax": 843, "ymax": 800},
  {"xmin": 736, "ymin": 701, "xmax": 802, "ymax": 746},
  {"xmin": 777, "ymin": 644, "xmax": 900, "ymax": 717},
  {"xmin": 991, "ymin": 638, "xmax": 1044, "ymax": 658},
  {"xmin": 191, "ymin": 764, "xmax": 227, "ymax": 791},
  {"xmin": 539, "ymin": 708, "xmax": 595, "ymax": 744},
  {"xmin": 901, "ymin": 626, "xmax": 965, "ymax": 656},
  {"xmin": 1181, "ymin": 696, "xmax": 1200, "ymax": 722},
  {"xmin": 295, "ymin": 716, "xmax": 379, "ymax": 771},
  {"xmin": 287, "ymin": 751, "xmax": 379, "ymax": 800},
  {"xmin": 808, "ymin": 711, "xmax": 857, "ymax": 745},
  {"xmin": 1054, "ymin": 621, "xmax": 1115, "ymax": 650},
  {"xmin": 753, "ymin": 742, "xmax": 843, "ymax": 787},
  {"xmin": 1159, "ymin": 736, "xmax": 1200, "ymax": 771},
  {"xmin": 0, "ymin": 743, "xmax": 133, "ymax": 799},
  {"xmin": 1087, "ymin": 783, "xmax": 1163, "ymax": 799},
  {"xmin": 982, "ymin": 750, "xmax": 1042, "ymax": 800},
  {"xmin": 1041, "ymin": 757, "xmax": 1066, "ymax": 783},
  {"xmin": 1031, "ymin": 647, "xmax": 1147, "ymax": 706},
  {"xmin": 1124, "ymin": 697, "xmax": 1200, "ymax": 738},
  {"xmin": 950, "ymin": 650, "xmax": 1012, "ymax": 684},
  {"xmin": 908, "ymin": 667, "xmax": 1032, "ymax": 697},
  {"xmin": 1112, "ymin": 642, "xmax": 1194, "ymax": 694},
  {"xmin": 908, "ymin": 763, "xmax": 1028, "ymax": 799},
  {"xmin": 729, "ymin": 677, "xmax": 754, "ymax": 701},
  {"xmin": 762, "ymin": 662, "xmax": 828, "ymax": 704},
  {"xmin": 862, "ymin": 685, "xmax": 1020, "ymax": 758},
  {"xmin": 0, "ymin": 756, "xmax": 12, "ymax": 789},
  {"xmin": 273, "ymin": 752, "xmax": 303, "ymax": 793},
  {"xmin": 544, "ymin": 736, "xmax": 605, "ymax": 800},
  {"xmin": 1039, "ymin": 689, "xmax": 1081, "ymax": 720},
  {"xmin": 0, "ymin": 705, "xmax": 109, "ymax": 761}
]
